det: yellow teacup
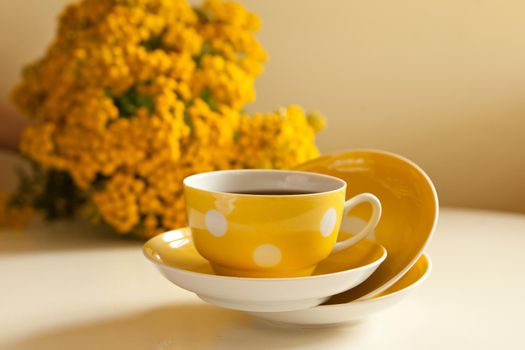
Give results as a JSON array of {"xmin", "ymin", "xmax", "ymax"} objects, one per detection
[{"xmin": 184, "ymin": 170, "xmax": 381, "ymax": 278}]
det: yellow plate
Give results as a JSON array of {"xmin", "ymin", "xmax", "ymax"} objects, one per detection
[
  {"xmin": 295, "ymin": 149, "xmax": 438, "ymax": 301},
  {"xmin": 375, "ymin": 253, "xmax": 430, "ymax": 298},
  {"xmin": 249, "ymin": 254, "xmax": 431, "ymax": 327},
  {"xmin": 144, "ymin": 227, "xmax": 386, "ymax": 278}
]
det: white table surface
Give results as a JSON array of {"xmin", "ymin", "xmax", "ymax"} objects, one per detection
[
  {"xmin": 1, "ymin": 154, "xmax": 525, "ymax": 349},
  {"xmin": 2, "ymin": 209, "xmax": 525, "ymax": 349}
]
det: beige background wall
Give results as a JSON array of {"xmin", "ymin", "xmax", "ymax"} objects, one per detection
[{"xmin": 1, "ymin": 0, "xmax": 524, "ymax": 212}]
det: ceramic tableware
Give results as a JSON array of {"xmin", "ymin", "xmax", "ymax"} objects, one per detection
[
  {"xmin": 250, "ymin": 253, "xmax": 431, "ymax": 327},
  {"xmin": 295, "ymin": 150, "xmax": 438, "ymax": 300},
  {"xmin": 184, "ymin": 169, "xmax": 382, "ymax": 277},
  {"xmin": 143, "ymin": 227, "xmax": 387, "ymax": 312}
]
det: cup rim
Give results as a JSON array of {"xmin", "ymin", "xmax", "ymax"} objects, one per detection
[{"xmin": 183, "ymin": 169, "xmax": 347, "ymax": 197}]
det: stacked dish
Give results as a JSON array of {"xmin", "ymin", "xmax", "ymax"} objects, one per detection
[{"xmin": 144, "ymin": 150, "xmax": 438, "ymax": 327}]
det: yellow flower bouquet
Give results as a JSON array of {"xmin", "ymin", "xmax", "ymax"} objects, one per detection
[{"xmin": 7, "ymin": 0, "xmax": 324, "ymax": 238}]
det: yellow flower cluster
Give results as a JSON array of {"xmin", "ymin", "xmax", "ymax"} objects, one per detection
[{"xmin": 11, "ymin": 0, "xmax": 324, "ymax": 236}]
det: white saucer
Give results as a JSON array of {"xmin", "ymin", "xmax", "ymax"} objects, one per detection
[
  {"xmin": 249, "ymin": 253, "xmax": 431, "ymax": 326},
  {"xmin": 144, "ymin": 228, "xmax": 387, "ymax": 312}
]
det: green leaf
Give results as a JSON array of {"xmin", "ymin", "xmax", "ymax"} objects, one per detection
[
  {"xmin": 193, "ymin": 42, "xmax": 217, "ymax": 69},
  {"xmin": 9, "ymin": 162, "xmax": 87, "ymax": 220},
  {"xmin": 33, "ymin": 168, "xmax": 87, "ymax": 219},
  {"xmin": 183, "ymin": 105, "xmax": 194, "ymax": 136},
  {"xmin": 200, "ymin": 87, "xmax": 218, "ymax": 112},
  {"xmin": 194, "ymin": 7, "xmax": 212, "ymax": 22},
  {"xmin": 141, "ymin": 32, "xmax": 164, "ymax": 51},
  {"xmin": 233, "ymin": 130, "xmax": 241, "ymax": 142},
  {"xmin": 110, "ymin": 87, "xmax": 155, "ymax": 118},
  {"xmin": 104, "ymin": 87, "xmax": 113, "ymax": 98}
]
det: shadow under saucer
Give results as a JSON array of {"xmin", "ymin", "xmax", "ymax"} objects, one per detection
[{"xmin": 3, "ymin": 303, "xmax": 374, "ymax": 350}]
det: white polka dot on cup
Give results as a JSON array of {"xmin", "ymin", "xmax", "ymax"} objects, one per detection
[
  {"xmin": 253, "ymin": 244, "xmax": 282, "ymax": 267},
  {"xmin": 205, "ymin": 209, "xmax": 227, "ymax": 237},
  {"xmin": 320, "ymin": 208, "xmax": 337, "ymax": 237}
]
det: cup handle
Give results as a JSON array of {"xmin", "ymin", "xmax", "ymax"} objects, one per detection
[{"xmin": 331, "ymin": 193, "xmax": 382, "ymax": 254}]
